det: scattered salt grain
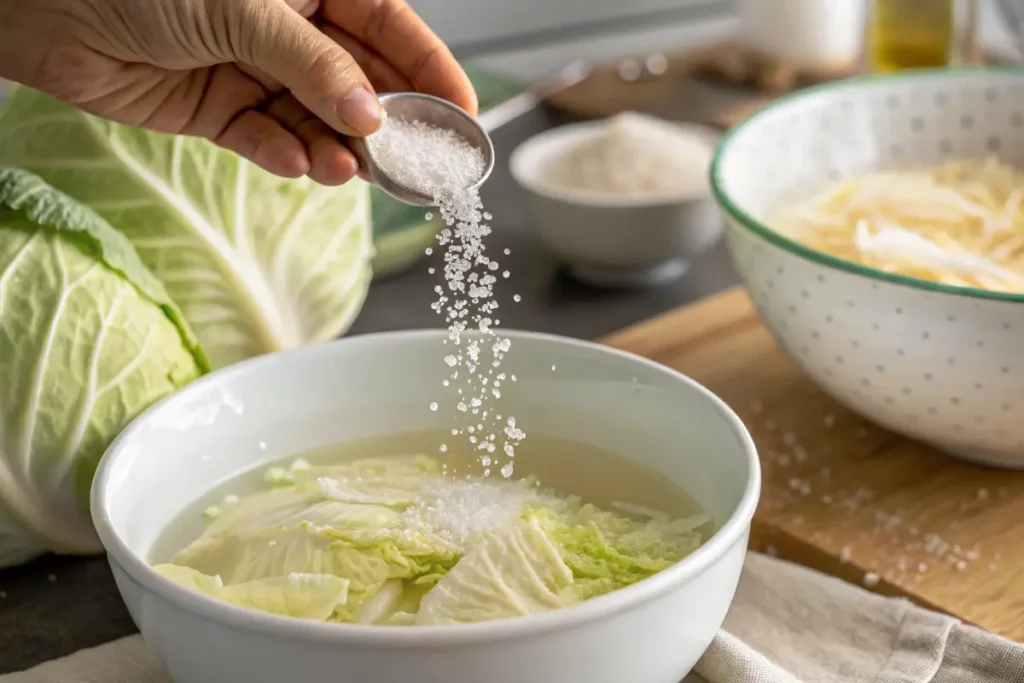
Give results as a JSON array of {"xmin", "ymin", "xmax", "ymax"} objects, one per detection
[{"xmin": 863, "ymin": 571, "xmax": 880, "ymax": 587}]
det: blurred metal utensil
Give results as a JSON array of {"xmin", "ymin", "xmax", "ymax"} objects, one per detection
[
  {"xmin": 476, "ymin": 60, "xmax": 592, "ymax": 132},
  {"xmin": 994, "ymin": 0, "xmax": 1024, "ymax": 59}
]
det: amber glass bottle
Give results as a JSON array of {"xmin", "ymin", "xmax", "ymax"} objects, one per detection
[{"xmin": 868, "ymin": 0, "xmax": 978, "ymax": 73}]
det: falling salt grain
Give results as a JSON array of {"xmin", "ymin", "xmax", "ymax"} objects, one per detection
[
  {"xmin": 863, "ymin": 572, "xmax": 880, "ymax": 587},
  {"xmin": 371, "ymin": 116, "xmax": 523, "ymax": 472},
  {"xmin": 513, "ymin": 294, "xmax": 521, "ymax": 302},
  {"xmin": 429, "ymin": 402, "xmax": 439, "ymax": 411}
]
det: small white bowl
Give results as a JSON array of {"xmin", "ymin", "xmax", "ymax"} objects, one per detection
[
  {"xmin": 713, "ymin": 68, "xmax": 1024, "ymax": 468},
  {"xmin": 510, "ymin": 120, "xmax": 723, "ymax": 289},
  {"xmin": 91, "ymin": 330, "xmax": 759, "ymax": 683}
]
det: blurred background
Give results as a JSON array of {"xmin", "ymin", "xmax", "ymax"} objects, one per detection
[{"xmin": 355, "ymin": 0, "xmax": 1023, "ymax": 339}]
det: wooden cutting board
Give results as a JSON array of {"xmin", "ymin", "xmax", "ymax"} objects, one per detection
[{"xmin": 601, "ymin": 287, "xmax": 1024, "ymax": 642}]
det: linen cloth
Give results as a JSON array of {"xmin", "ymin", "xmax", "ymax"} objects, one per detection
[{"xmin": 4, "ymin": 552, "xmax": 1022, "ymax": 683}]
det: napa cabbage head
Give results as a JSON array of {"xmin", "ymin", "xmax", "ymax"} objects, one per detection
[
  {"xmin": 0, "ymin": 86, "xmax": 374, "ymax": 368},
  {"xmin": 0, "ymin": 168, "xmax": 207, "ymax": 567}
]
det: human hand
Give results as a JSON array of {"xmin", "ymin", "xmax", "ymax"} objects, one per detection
[{"xmin": 0, "ymin": 0, "xmax": 477, "ymax": 185}]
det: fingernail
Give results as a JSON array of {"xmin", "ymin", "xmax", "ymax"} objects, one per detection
[{"xmin": 337, "ymin": 88, "xmax": 382, "ymax": 136}]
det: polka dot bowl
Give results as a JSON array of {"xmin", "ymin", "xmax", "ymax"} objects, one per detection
[{"xmin": 711, "ymin": 68, "xmax": 1024, "ymax": 469}]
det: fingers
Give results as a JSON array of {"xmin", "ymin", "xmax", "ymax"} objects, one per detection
[
  {"xmin": 321, "ymin": 0, "xmax": 478, "ymax": 115},
  {"xmin": 174, "ymin": 64, "xmax": 310, "ymax": 178},
  {"xmin": 320, "ymin": 24, "xmax": 412, "ymax": 94},
  {"xmin": 265, "ymin": 94, "xmax": 360, "ymax": 185},
  {"xmin": 236, "ymin": 0, "xmax": 383, "ymax": 137},
  {"xmin": 215, "ymin": 110, "xmax": 310, "ymax": 178}
]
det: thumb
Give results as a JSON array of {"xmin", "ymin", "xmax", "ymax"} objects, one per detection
[{"xmin": 235, "ymin": 0, "xmax": 384, "ymax": 137}]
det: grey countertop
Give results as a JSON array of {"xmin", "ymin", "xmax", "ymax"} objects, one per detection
[{"xmin": 0, "ymin": 105, "xmax": 740, "ymax": 675}]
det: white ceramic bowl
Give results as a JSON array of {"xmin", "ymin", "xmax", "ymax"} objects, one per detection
[
  {"xmin": 510, "ymin": 121, "xmax": 723, "ymax": 289},
  {"xmin": 713, "ymin": 68, "xmax": 1024, "ymax": 468},
  {"xmin": 91, "ymin": 330, "xmax": 760, "ymax": 683}
]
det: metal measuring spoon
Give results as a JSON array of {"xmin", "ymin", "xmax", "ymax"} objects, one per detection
[{"xmin": 346, "ymin": 92, "xmax": 496, "ymax": 207}]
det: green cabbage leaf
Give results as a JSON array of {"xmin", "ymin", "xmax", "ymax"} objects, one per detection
[
  {"xmin": 0, "ymin": 168, "xmax": 207, "ymax": 567},
  {"xmin": 415, "ymin": 516, "xmax": 576, "ymax": 625},
  {"xmin": 154, "ymin": 564, "xmax": 350, "ymax": 621},
  {"xmin": 156, "ymin": 455, "xmax": 711, "ymax": 625},
  {"xmin": 0, "ymin": 87, "xmax": 374, "ymax": 368}
]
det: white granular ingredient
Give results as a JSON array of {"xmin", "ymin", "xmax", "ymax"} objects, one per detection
[
  {"xmin": 367, "ymin": 119, "xmax": 484, "ymax": 206},
  {"xmin": 863, "ymin": 571, "xmax": 880, "ymax": 587},
  {"xmin": 402, "ymin": 476, "xmax": 557, "ymax": 544},
  {"xmin": 544, "ymin": 112, "xmax": 712, "ymax": 199},
  {"xmin": 373, "ymin": 117, "xmax": 523, "ymax": 474}
]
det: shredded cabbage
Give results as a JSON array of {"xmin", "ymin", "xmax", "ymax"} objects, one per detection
[{"xmin": 771, "ymin": 158, "xmax": 1024, "ymax": 292}]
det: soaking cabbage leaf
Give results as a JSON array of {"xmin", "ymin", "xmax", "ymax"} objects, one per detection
[
  {"xmin": 0, "ymin": 168, "xmax": 207, "ymax": 567},
  {"xmin": 529, "ymin": 505, "xmax": 709, "ymax": 597},
  {"xmin": 155, "ymin": 564, "xmax": 350, "ymax": 621},
  {"xmin": 156, "ymin": 456, "xmax": 710, "ymax": 625},
  {"xmin": 415, "ymin": 516, "xmax": 575, "ymax": 625},
  {"xmin": 169, "ymin": 470, "xmax": 463, "ymax": 623},
  {"xmin": 0, "ymin": 87, "xmax": 374, "ymax": 368}
]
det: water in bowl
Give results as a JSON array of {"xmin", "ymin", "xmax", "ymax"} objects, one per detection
[{"xmin": 149, "ymin": 430, "xmax": 712, "ymax": 626}]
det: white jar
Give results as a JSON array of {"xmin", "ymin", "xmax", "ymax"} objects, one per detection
[{"xmin": 737, "ymin": 0, "xmax": 867, "ymax": 71}]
